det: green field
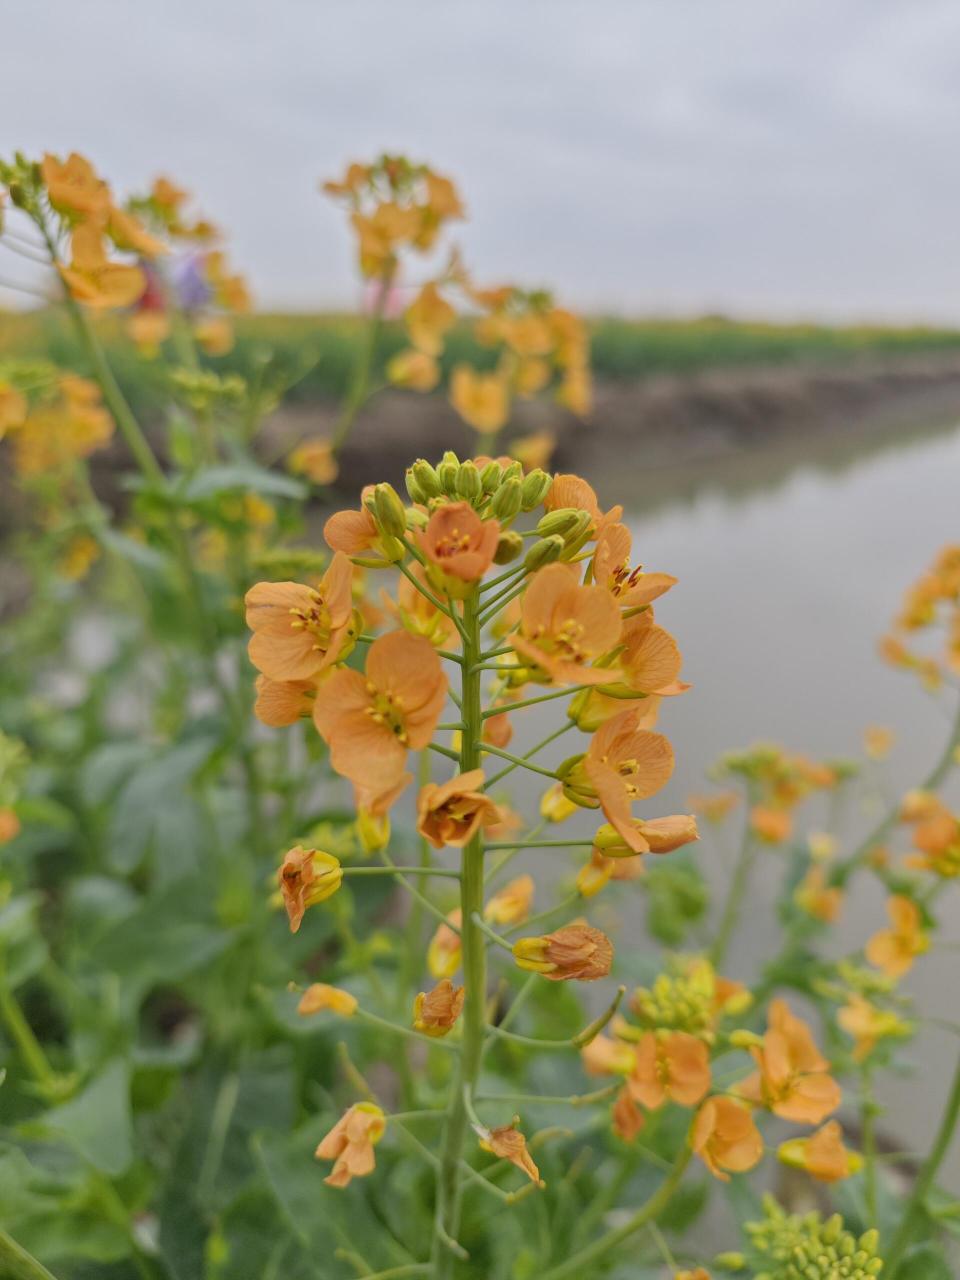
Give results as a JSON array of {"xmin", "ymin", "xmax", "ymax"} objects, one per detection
[{"xmin": 4, "ymin": 309, "xmax": 960, "ymax": 420}]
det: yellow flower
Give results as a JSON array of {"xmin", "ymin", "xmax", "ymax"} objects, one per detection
[
  {"xmin": 0, "ymin": 382, "xmax": 27, "ymax": 439},
  {"xmin": 41, "ymin": 152, "xmax": 110, "ymax": 218},
  {"xmin": 405, "ymin": 282, "xmax": 456, "ymax": 355},
  {"xmin": 386, "ymin": 348, "xmax": 440, "ymax": 391},
  {"xmin": 540, "ymin": 782, "xmax": 578, "ymax": 823},
  {"xmin": 864, "ymin": 724, "xmax": 895, "ymax": 760},
  {"xmin": 297, "ymin": 984, "xmax": 358, "ymax": 1017},
  {"xmin": 509, "ymin": 430, "xmax": 556, "ymax": 471},
  {"xmin": 59, "ymin": 221, "xmax": 146, "ymax": 309},
  {"xmin": 450, "ymin": 365, "xmax": 510, "ymax": 434},
  {"xmin": 837, "ymin": 994, "xmax": 912, "ymax": 1061},
  {"xmin": 287, "ymin": 437, "xmax": 338, "ymax": 485},
  {"xmin": 315, "ymin": 1103, "xmax": 385, "ymax": 1187},
  {"xmin": 794, "ymin": 865, "xmax": 843, "ymax": 923},
  {"xmin": 127, "ymin": 310, "xmax": 171, "ymax": 357},
  {"xmin": 428, "ymin": 909, "xmax": 462, "ymax": 978},
  {"xmin": 193, "ymin": 316, "xmax": 234, "ymax": 356},
  {"xmin": 865, "ymin": 894, "xmax": 929, "ymax": 978},
  {"xmin": 59, "ymin": 533, "xmax": 100, "ymax": 581}
]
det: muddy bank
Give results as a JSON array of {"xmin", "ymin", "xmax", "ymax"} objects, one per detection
[{"xmin": 271, "ymin": 349, "xmax": 960, "ymax": 494}]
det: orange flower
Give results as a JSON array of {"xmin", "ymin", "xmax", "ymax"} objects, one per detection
[
  {"xmin": 245, "ymin": 553, "xmax": 355, "ymax": 681},
  {"xmin": 278, "ymin": 847, "xmax": 342, "ymax": 933},
  {"xmin": 793, "ymin": 865, "xmax": 843, "ymax": 923},
  {"xmin": 750, "ymin": 805, "xmax": 793, "ymax": 845},
  {"xmin": 450, "ymin": 365, "xmax": 510, "ymax": 434},
  {"xmin": 413, "ymin": 978, "xmax": 465, "ymax": 1037},
  {"xmin": 627, "ymin": 1031, "xmax": 711, "ymax": 1110},
  {"xmin": 739, "ymin": 999, "xmax": 840, "ymax": 1124},
  {"xmin": 688, "ymin": 790, "xmax": 740, "ymax": 823},
  {"xmin": 778, "ymin": 1121, "xmax": 862, "ymax": 1183},
  {"xmin": 691, "ymin": 1096, "xmax": 763, "ymax": 1182},
  {"xmin": 428, "ymin": 909, "xmax": 462, "ymax": 978},
  {"xmin": 592, "ymin": 814, "xmax": 699, "ymax": 858},
  {"xmin": 509, "ymin": 430, "xmax": 556, "ymax": 470},
  {"xmin": 581, "ymin": 1033, "xmax": 635, "ymax": 1077},
  {"xmin": 0, "ymin": 382, "xmax": 27, "ymax": 439},
  {"xmin": 904, "ymin": 798, "xmax": 960, "ymax": 877},
  {"xmin": 59, "ymin": 221, "xmax": 146, "ymax": 309},
  {"xmin": 599, "ymin": 612, "xmax": 686, "ymax": 699},
  {"xmin": 512, "ymin": 922, "xmax": 612, "ymax": 981},
  {"xmin": 106, "ymin": 205, "xmax": 167, "ymax": 258},
  {"xmin": 611, "ymin": 1086, "xmax": 645, "ymax": 1142},
  {"xmin": 571, "ymin": 708, "xmax": 674, "ymax": 852},
  {"xmin": 416, "ymin": 501, "xmax": 500, "ymax": 589},
  {"xmin": 41, "ymin": 152, "xmax": 109, "ymax": 217},
  {"xmin": 312, "ymin": 630, "xmax": 447, "ymax": 794},
  {"xmin": 416, "ymin": 769, "xmax": 501, "ymax": 848},
  {"xmin": 479, "ymin": 1121, "xmax": 541, "ymax": 1185},
  {"xmin": 512, "ymin": 563, "xmax": 623, "ymax": 685},
  {"xmin": 865, "ymin": 894, "xmax": 929, "ymax": 978},
  {"xmin": 0, "ymin": 809, "xmax": 21, "ymax": 845},
  {"xmin": 592, "ymin": 522, "xmax": 677, "ymax": 607},
  {"xmin": 386, "ymin": 348, "xmax": 440, "ymax": 391},
  {"xmin": 315, "ymin": 1103, "xmax": 386, "ymax": 1187},
  {"xmin": 484, "ymin": 874, "xmax": 534, "ymax": 926},
  {"xmin": 287, "ymin": 437, "xmax": 338, "ymax": 485},
  {"xmin": 482, "ymin": 704, "xmax": 514, "ymax": 749},
  {"xmin": 864, "ymin": 724, "xmax": 895, "ymax": 760},
  {"xmin": 382, "ymin": 562, "xmax": 457, "ymax": 647},
  {"xmin": 297, "ymin": 984, "xmax": 358, "ymax": 1017},
  {"xmin": 544, "ymin": 475, "xmax": 622, "ymax": 537},
  {"xmin": 837, "ymin": 995, "xmax": 911, "ymax": 1061},
  {"xmin": 253, "ymin": 675, "xmax": 315, "ymax": 727},
  {"xmin": 405, "ymin": 282, "xmax": 456, "ymax": 354},
  {"xmin": 324, "ymin": 488, "xmax": 399, "ymax": 563}
]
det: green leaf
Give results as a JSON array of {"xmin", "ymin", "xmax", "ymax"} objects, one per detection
[
  {"xmin": 894, "ymin": 1243, "xmax": 953, "ymax": 1279},
  {"xmin": 99, "ymin": 527, "xmax": 171, "ymax": 575},
  {"xmin": 106, "ymin": 737, "xmax": 216, "ymax": 874},
  {"xmin": 39, "ymin": 1060, "xmax": 133, "ymax": 1177},
  {"xmin": 180, "ymin": 464, "xmax": 306, "ymax": 502}
]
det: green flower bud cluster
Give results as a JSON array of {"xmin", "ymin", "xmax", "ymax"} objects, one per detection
[
  {"xmin": 250, "ymin": 546, "xmax": 330, "ymax": 581},
  {"xmin": 169, "ymin": 369, "xmax": 247, "ymax": 411},
  {"xmin": 747, "ymin": 1198, "xmax": 883, "ymax": 1279},
  {"xmin": 632, "ymin": 961, "xmax": 719, "ymax": 1038},
  {"xmin": 403, "ymin": 452, "xmax": 553, "ymax": 523}
]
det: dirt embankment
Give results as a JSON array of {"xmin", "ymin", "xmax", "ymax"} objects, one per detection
[{"xmin": 295, "ymin": 349, "xmax": 960, "ymax": 491}]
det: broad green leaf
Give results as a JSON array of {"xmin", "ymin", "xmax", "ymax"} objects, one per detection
[
  {"xmin": 38, "ymin": 1060, "xmax": 133, "ymax": 1177},
  {"xmin": 894, "ymin": 1243, "xmax": 953, "ymax": 1279}
]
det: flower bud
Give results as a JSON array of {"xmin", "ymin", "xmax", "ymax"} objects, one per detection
[
  {"xmin": 278, "ymin": 847, "xmax": 342, "ymax": 932},
  {"xmin": 520, "ymin": 467, "xmax": 552, "ymax": 511},
  {"xmin": 494, "ymin": 530, "xmax": 524, "ymax": 565},
  {"xmin": 411, "ymin": 458, "xmax": 443, "ymax": 499},
  {"xmin": 540, "ymin": 782, "xmax": 578, "ymax": 823},
  {"xmin": 536, "ymin": 507, "xmax": 582, "ymax": 537},
  {"xmin": 712, "ymin": 1253, "xmax": 746, "ymax": 1271},
  {"xmin": 490, "ymin": 476, "xmax": 522, "ymax": 521},
  {"xmin": 437, "ymin": 462, "xmax": 458, "ymax": 495},
  {"xmin": 298, "ymin": 984, "xmax": 359, "ymax": 1017},
  {"xmin": 555, "ymin": 754, "xmax": 599, "ymax": 808},
  {"xmin": 455, "ymin": 459, "xmax": 482, "ymax": 502},
  {"xmin": 728, "ymin": 1028, "xmax": 764, "ymax": 1049},
  {"xmin": 357, "ymin": 808, "xmax": 390, "ymax": 852},
  {"xmin": 480, "ymin": 459, "xmax": 502, "ymax": 492},
  {"xmin": 524, "ymin": 534, "xmax": 565, "ymax": 571},
  {"xmin": 373, "ymin": 483, "xmax": 408, "ymax": 539},
  {"xmin": 405, "ymin": 467, "xmax": 427, "ymax": 504},
  {"xmin": 501, "ymin": 460, "xmax": 523, "ymax": 485}
]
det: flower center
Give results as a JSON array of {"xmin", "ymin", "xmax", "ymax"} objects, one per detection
[
  {"xmin": 365, "ymin": 683, "xmax": 408, "ymax": 740},
  {"xmin": 435, "ymin": 526, "xmax": 473, "ymax": 559}
]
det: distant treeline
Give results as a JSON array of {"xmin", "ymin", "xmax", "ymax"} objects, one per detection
[{"xmin": 4, "ymin": 309, "xmax": 960, "ymax": 420}]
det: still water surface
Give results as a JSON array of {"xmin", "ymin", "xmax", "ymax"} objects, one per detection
[{"xmin": 512, "ymin": 420, "xmax": 960, "ymax": 1185}]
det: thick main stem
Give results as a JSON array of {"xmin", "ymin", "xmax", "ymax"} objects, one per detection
[
  {"xmin": 0, "ymin": 1230, "xmax": 59, "ymax": 1280},
  {"xmin": 431, "ymin": 592, "xmax": 486, "ymax": 1278},
  {"xmin": 331, "ymin": 275, "xmax": 389, "ymax": 453}
]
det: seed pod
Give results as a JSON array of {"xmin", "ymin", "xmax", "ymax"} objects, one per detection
[
  {"xmin": 455, "ymin": 460, "xmax": 482, "ymax": 502},
  {"xmin": 373, "ymin": 483, "xmax": 407, "ymax": 539},
  {"xmin": 411, "ymin": 458, "xmax": 443, "ymax": 499},
  {"xmin": 493, "ymin": 530, "xmax": 523, "ymax": 565},
  {"xmin": 490, "ymin": 477, "xmax": 522, "ymax": 521},
  {"xmin": 520, "ymin": 468, "xmax": 552, "ymax": 511},
  {"xmin": 524, "ymin": 534, "xmax": 565, "ymax": 571}
]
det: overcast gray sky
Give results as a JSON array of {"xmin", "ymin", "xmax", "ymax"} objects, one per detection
[{"xmin": 5, "ymin": 0, "xmax": 960, "ymax": 319}]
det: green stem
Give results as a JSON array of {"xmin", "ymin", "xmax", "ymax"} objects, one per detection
[
  {"xmin": 331, "ymin": 277, "xmax": 389, "ymax": 453},
  {"xmin": 486, "ymin": 722, "xmax": 575, "ymax": 789},
  {"xmin": 353, "ymin": 1007, "xmax": 460, "ymax": 1052},
  {"xmin": 709, "ymin": 801, "xmax": 759, "ymax": 968},
  {"xmin": 396, "ymin": 751, "xmax": 433, "ymax": 1108},
  {"xmin": 485, "ymin": 838, "xmax": 593, "ymax": 850},
  {"xmin": 0, "ymin": 978, "xmax": 56, "ymax": 1088},
  {"xmin": 861, "ymin": 1064, "xmax": 878, "ymax": 1228},
  {"xmin": 886, "ymin": 1050, "xmax": 960, "ymax": 1273},
  {"xmin": 479, "ymin": 743, "xmax": 558, "ymax": 780},
  {"xmin": 0, "ymin": 1229, "xmax": 60, "ymax": 1280},
  {"xmin": 482, "ymin": 685, "xmax": 587, "ymax": 718},
  {"xmin": 431, "ymin": 591, "xmax": 486, "ymax": 1277},
  {"xmin": 341, "ymin": 866, "xmax": 461, "ymax": 879},
  {"xmin": 539, "ymin": 1147, "xmax": 692, "ymax": 1280}
]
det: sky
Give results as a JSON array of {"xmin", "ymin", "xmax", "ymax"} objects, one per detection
[{"xmin": 4, "ymin": 0, "xmax": 960, "ymax": 319}]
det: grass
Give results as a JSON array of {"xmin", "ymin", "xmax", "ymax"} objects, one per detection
[{"xmin": 3, "ymin": 309, "xmax": 960, "ymax": 420}]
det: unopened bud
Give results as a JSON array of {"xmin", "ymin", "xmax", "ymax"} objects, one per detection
[
  {"xmin": 501, "ymin": 460, "xmax": 523, "ymax": 485},
  {"xmin": 455, "ymin": 460, "xmax": 482, "ymax": 502},
  {"xmin": 712, "ymin": 1252, "xmax": 746, "ymax": 1272},
  {"xmin": 524, "ymin": 534, "xmax": 565, "ymax": 571},
  {"xmin": 480, "ymin": 460, "xmax": 502, "ymax": 492},
  {"xmin": 411, "ymin": 458, "xmax": 442, "ymax": 499},
  {"xmin": 405, "ymin": 467, "xmax": 426, "ymax": 505},
  {"xmin": 437, "ymin": 459, "xmax": 459, "ymax": 495},
  {"xmin": 520, "ymin": 468, "xmax": 552, "ymax": 511},
  {"xmin": 490, "ymin": 477, "xmax": 522, "ymax": 521},
  {"xmin": 373, "ymin": 483, "xmax": 407, "ymax": 539},
  {"xmin": 494, "ymin": 530, "xmax": 524, "ymax": 565},
  {"xmin": 357, "ymin": 809, "xmax": 390, "ymax": 853},
  {"xmin": 536, "ymin": 507, "xmax": 582, "ymax": 537}
]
